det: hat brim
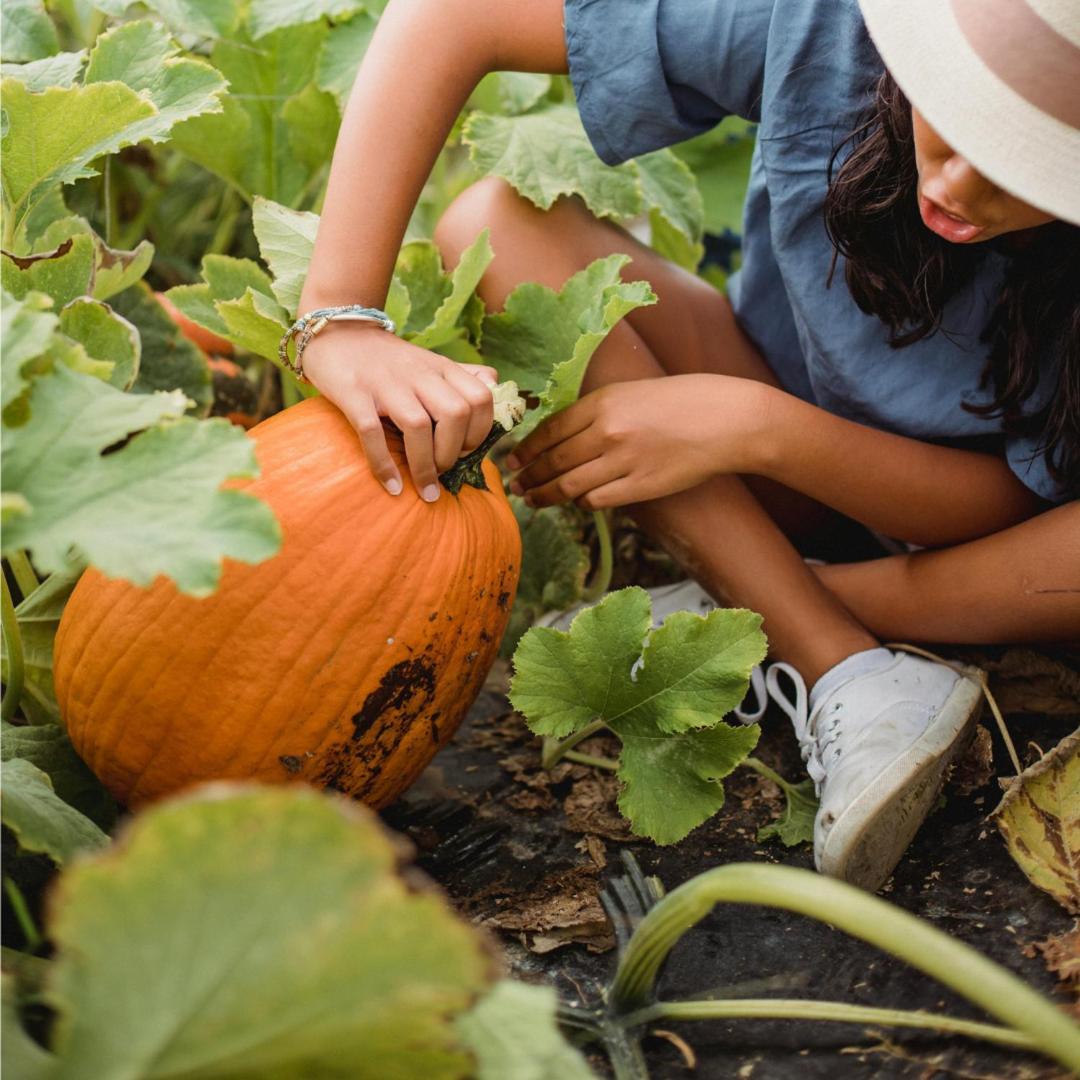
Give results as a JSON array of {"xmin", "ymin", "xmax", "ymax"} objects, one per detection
[{"xmin": 858, "ymin": 0, "xmax": 1080, "ymax": 226}]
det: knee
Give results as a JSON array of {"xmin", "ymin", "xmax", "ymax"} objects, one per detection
[{"xmin": 433, "ymin": 176, "xmax": 535, "ymax": 266}]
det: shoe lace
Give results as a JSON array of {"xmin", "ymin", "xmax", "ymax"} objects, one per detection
[
  {"xmin": 732, "ymin": 665, "xmax": 768, "ymax": 724},
  {"xmin": 761, "ymin": 662, "xmax": 832, "ymax": 795}
]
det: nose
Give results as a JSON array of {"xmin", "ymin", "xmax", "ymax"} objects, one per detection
[{"xmin": 940, "ymin": 153, "xmax": 997, "ymax": 207}]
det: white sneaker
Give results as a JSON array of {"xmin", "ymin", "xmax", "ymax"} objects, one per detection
[
  {"xmin": 766, "ymin": 651, "xmax": 984, "ymax": 891},
  {"xmin": 535, "ymin": 580, "xmax": 767, "ymax": 724}
]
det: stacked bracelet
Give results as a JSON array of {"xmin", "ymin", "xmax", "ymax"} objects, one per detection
[{"xmin": 278, "ymin": 304, "xmax": 397, "ymax": 383}]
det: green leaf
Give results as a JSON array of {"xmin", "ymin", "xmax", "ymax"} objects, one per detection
[
  {"xmin": 2, "ymin": 973, "xmax": 57, "ymax": 1080},
  {"xmin": 1, "ymin": 758, "xmax": 108, "ymax": 863},
  {"xmin": 501, "ymin": 498, "xmax": 589, "ymax": 658},
  {"xmin": 1, "ymin": 719, "xmax": 116, "ymax": 829},
  {"xmin": 464, "ymin": 106, "xmax": 641, "ymax": 220},
  {"xmin": 0, "ymin": 50, "xmax": 85, "ymax": 90},
  {"xmin": 619, "ymin": 722, "xmax": 760, "ymax": 845},
  {"xmin": 635, "ymin": 149, "xmax": 703, "ymax": 247},
  {"xmin": 316, "ymin": 9, "xmax": 378, "ymax": 107},
  {"xmin": 249, "ymin": 0, "xmax": 364, "ymax": 40},
  {"xmin": 1, "ymin": 364, "xmax": 281, "ymax": 595},
  {"xmin": 757, "ymin": 774, "xmax": 818, "ymax": 847},
  {"xmin": 82, "ymin": 20, "xmax": 227, "ymax": 147},
  {"xmin": 1, "ymin": 288, "xmax": 56, "ymax": 411},
  {"xmin": 0, "ymin": 77, "xmax": 156, "ymax": 234},
  {"xmin": 58, "ymin": 298, "xmax": 140, "ymax": 390},
  {"xmin": 45, "ymin": 785, "xmax": 492, "ymax": 1079},
  {"xmin": 161, "ymin": 282, "xmax": 229, "ymax": 339},
  {"xmin": 281, "ymin": 81, "xmax": 340, "ymax": 177},
  {"xmin": 510, "ymin": 587, "xmax": 767, "ymax": 843},
  {"xmin": 1, "ymin": 234, "xmax": 96, "ymax": 309},
  {"xmin": 252, "ymin": 196, "xmax": 318, "ymax": 316},
  {"xmin": 672, "ymin": 118, "xmax": 756, "ymax": 235},
  {"xmin": 217, "ymin": 287, "xmax": 290, "ymax": 363},
  {"xmin": 410, "ymin": 229, "xmax": 494, "ymax": 350},
  {"xmin": 1, "ymin": 0, "xmax": 59, "ymax": 63},
  {"xmin": 169, "ymin": 22, "xmax": 328, "ymax": 205},
  {"xmin": 648, "ymin": 208, "xmax": 704, "ymax": 273},
  {"xmin": 108, "ymin": 282, "xmax": 212, "ymax": 414},
  {"xmin": 457, "ymin": 980, "xmax": 596, "ymax": 1080},
  {"xmin": 130, "ymin": 0, "xmax": 241, "ymax": 39},
  {"xmin": 480, "ymin": 254, "xmax": 656, "ymax": 435}
]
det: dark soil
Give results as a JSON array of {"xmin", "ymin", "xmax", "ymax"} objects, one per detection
[{"xmin": 383, "ymin": 667, "xmax": 1079, "ymax": 1079}]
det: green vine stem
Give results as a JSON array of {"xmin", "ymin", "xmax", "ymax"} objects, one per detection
[
  {"xmin": 610, "ymin": 863, "xmax": 1080, "ymax": 1073},
  {"xmin": 581, "ymin": 510, "xmax": 614, "ymax": 603},
  {"xmin": 563, "ymin": 748, "xmax": 619, "ymax": 771},
  {"xmin": 1, "ymin": 571, "xmax": 25, "ymax": 723},
  {"xmin": 541, "ymin": 718, "xmax": 608, "ymax": 769},
  {"xmin": 622, "ymin": 999, "xmax": 1036, "ymax": 1053},
  {"xmin": 6, "ymin": 551, "xmax": 39, "ymax": 601},
  {"xmin": 3, "ymin": 878, "xmax": 42, "ymax": 952}
]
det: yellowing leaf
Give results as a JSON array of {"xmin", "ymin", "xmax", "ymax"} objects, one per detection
[{"xmin": 994, "ymin": 728, "xmax": 1080, "ymax": 914}]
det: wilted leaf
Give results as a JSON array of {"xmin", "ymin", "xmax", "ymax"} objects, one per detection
[
  {"xmin": 510, "ymin": 587, "xmax": 767, "ymax": 843},
  {"xmin": 994, "ymin": 729, "xmax": 1080, "ymax": 913},
  {"xmin": 1, "ymin": 758, "xmax": 108, "ymax": 863},
  {"xmin": 1, "ymin": 363, "xmax": 280, "ymax": 594},
  {"xmin": 456, "ymin": 980, "xmax": 596, "ymax": 1080},
  {"xmin": 45, "ymin": 785, "xmax": 493, "ymax": 1079},
  {"xmin": 1, "ymin": 234, "xmax": 96, "ymax": 309}
]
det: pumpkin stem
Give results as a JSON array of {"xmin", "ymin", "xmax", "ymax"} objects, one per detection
[
  {"xmin": 439, "ymin": 381, "xmax": 526, "ymax": 496},
  {"xmin": 1, "ymin": 570, "xmax": 25, "ymax": 723}
]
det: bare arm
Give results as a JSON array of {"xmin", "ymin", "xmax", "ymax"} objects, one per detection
[
  {"xmin": 756, "ymin": 385, "xmax": 1048, "ymax": 546},
  {"xmin": 298, "ymin": 0, "xmax": 567, "ymax": 498}
]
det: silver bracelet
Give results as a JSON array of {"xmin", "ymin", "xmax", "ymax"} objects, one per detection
[{"xmin": 278, "ymin": 304, "xmax": 397, "ymax": 383}]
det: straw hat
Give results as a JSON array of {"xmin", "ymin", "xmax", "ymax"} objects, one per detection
[{"xmin": 857, "ymin": 0, "xmax": 1080, "ymax": 225}]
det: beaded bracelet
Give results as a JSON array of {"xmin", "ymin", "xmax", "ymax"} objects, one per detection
[{"xmin": 278, "ymin": 304, "xmax": 397, "ymax": 383}]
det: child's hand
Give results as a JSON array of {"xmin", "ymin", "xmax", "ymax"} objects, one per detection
[
  {"xmin": 301, "ymin": 327, "xmax": 498, "ymax": 502},
  {"xmin": 507, "ymin": 374, "xmax": 771, "ymax": 509}
]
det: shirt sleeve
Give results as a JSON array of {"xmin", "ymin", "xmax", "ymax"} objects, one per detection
[
  {"xmin": 564, "ymin": 0, "xmax": 773, "ymax": 165},
  {"xmin": 1006, "ymin": 434, "xmax": 1069, "ymax": 504}
]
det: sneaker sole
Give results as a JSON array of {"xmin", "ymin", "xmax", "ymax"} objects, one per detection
[{"xmin": 817, "ymin": 667, "xmax": 985, "ymax": 892}]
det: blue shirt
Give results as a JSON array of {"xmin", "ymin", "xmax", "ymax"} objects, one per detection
[{"xmin": 564, "ymin": 0, "xmax": 1063, "ymax": 502}]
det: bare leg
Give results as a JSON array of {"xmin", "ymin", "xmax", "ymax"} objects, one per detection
[
  {"xmin": 814, "ymin": 502, "xmax": 1080, "ymax": 644},
  {"xmin": 435, "ymin": 179, "xmax": 876, "ymax": 681}
]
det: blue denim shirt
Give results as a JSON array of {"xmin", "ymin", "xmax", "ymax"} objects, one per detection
[{"xmin": 564, "ymin": 0, "xmax": 1063, "ymax": 502}]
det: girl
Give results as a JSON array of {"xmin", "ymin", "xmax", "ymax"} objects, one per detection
[{"xmin": 292, "ymin": 0, "xmax": 1080, "ymax": 890}]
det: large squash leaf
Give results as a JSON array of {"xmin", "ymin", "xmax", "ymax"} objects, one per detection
[
  {"xmin": 43, "ymin": 785, "xmax": 493, "ymax": 1080},
  {"xmin": 0, "ymin": 50, "xmax": 86, "ymax": 90},
  {"xmin": 510, "ymin": 587, "xmax": 766, "ymax": 843},
  {"xmin": 0, "ymin": 0, "xmax": 59, "ymax": 63},
  {"xmin": 994, "ymin": 729, "xmax": 1080, "ymax": 914},
  {"xmin": 1, "ymin": 363, "xmax": 280, "ymax": 595},
  {"xmin": 252, "ymin": 196, "xmax": 320, "ymax": 316},
  {"xmin": 248, "ymin": 0, "xmax": 366, "ymax": 41},
  {"xmin": 316, "ymin": 9, "xmax": 379, "ymax": 107},
  {"xmin": 1, "ymin": 758, "xmax": 108, "ymax": 863}
]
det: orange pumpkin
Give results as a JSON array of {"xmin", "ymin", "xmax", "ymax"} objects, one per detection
[{"xmin": 53, "ymin": 396, "xmax": 521, "ymax": 808}]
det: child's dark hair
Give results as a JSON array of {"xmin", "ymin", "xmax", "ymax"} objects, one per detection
[{"xmin": 823, "ymin": 71, "xmax": 1080, "ymax": 500}]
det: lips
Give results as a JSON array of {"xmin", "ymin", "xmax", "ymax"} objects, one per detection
[{"xmin": 918, "ymin": 194, "xmax": 987, "ymax": 243}]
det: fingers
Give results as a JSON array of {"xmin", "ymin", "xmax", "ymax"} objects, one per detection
[
  {"xmin": 382, "ymin": 392, "xmax": 440, "ymax": 502},
  {"xmin": 442, "ymin": 364, "xmax": 495, "ymax": 451},
  {"xmin": 414, "ymin": 377, "xmax": 473, "ymax": 475},
  {"xmin": 510, "ymin": 427, "xmax": 603, "ymax": 493},
  {"xmin": 458, "ymin": 363, "xmax": 499, "ymax": 388},
  {"xmin": 516, "ymin": 456, "xmax": 626, "ymax": 508},
  {"xmin": 507, "ymin": 396, "xmax": 595, "ymax": 470},
  {"xmin": 342, "ymin": 396, "xmax": 403, "ymax": 495}
]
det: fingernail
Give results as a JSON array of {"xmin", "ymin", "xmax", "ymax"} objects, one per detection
[
  {"xmin": 421, "ymin": 484, "xmax": 440, "ymax": 503},
  {"xmin": 506, "ymin": 455, "xmax": 521, "ymax": 469},
  {"xmin": 385, "ymin": 478, "xmax": 403, "ymax": 496},
  {"xmin": 509, "ymin": 480, "xmax": 523, "ymax": 496}
]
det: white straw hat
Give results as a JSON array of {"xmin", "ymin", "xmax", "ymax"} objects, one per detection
[{"xmin": 857, "ymin": 0, "xmax": 1080, "ymax": 225}]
